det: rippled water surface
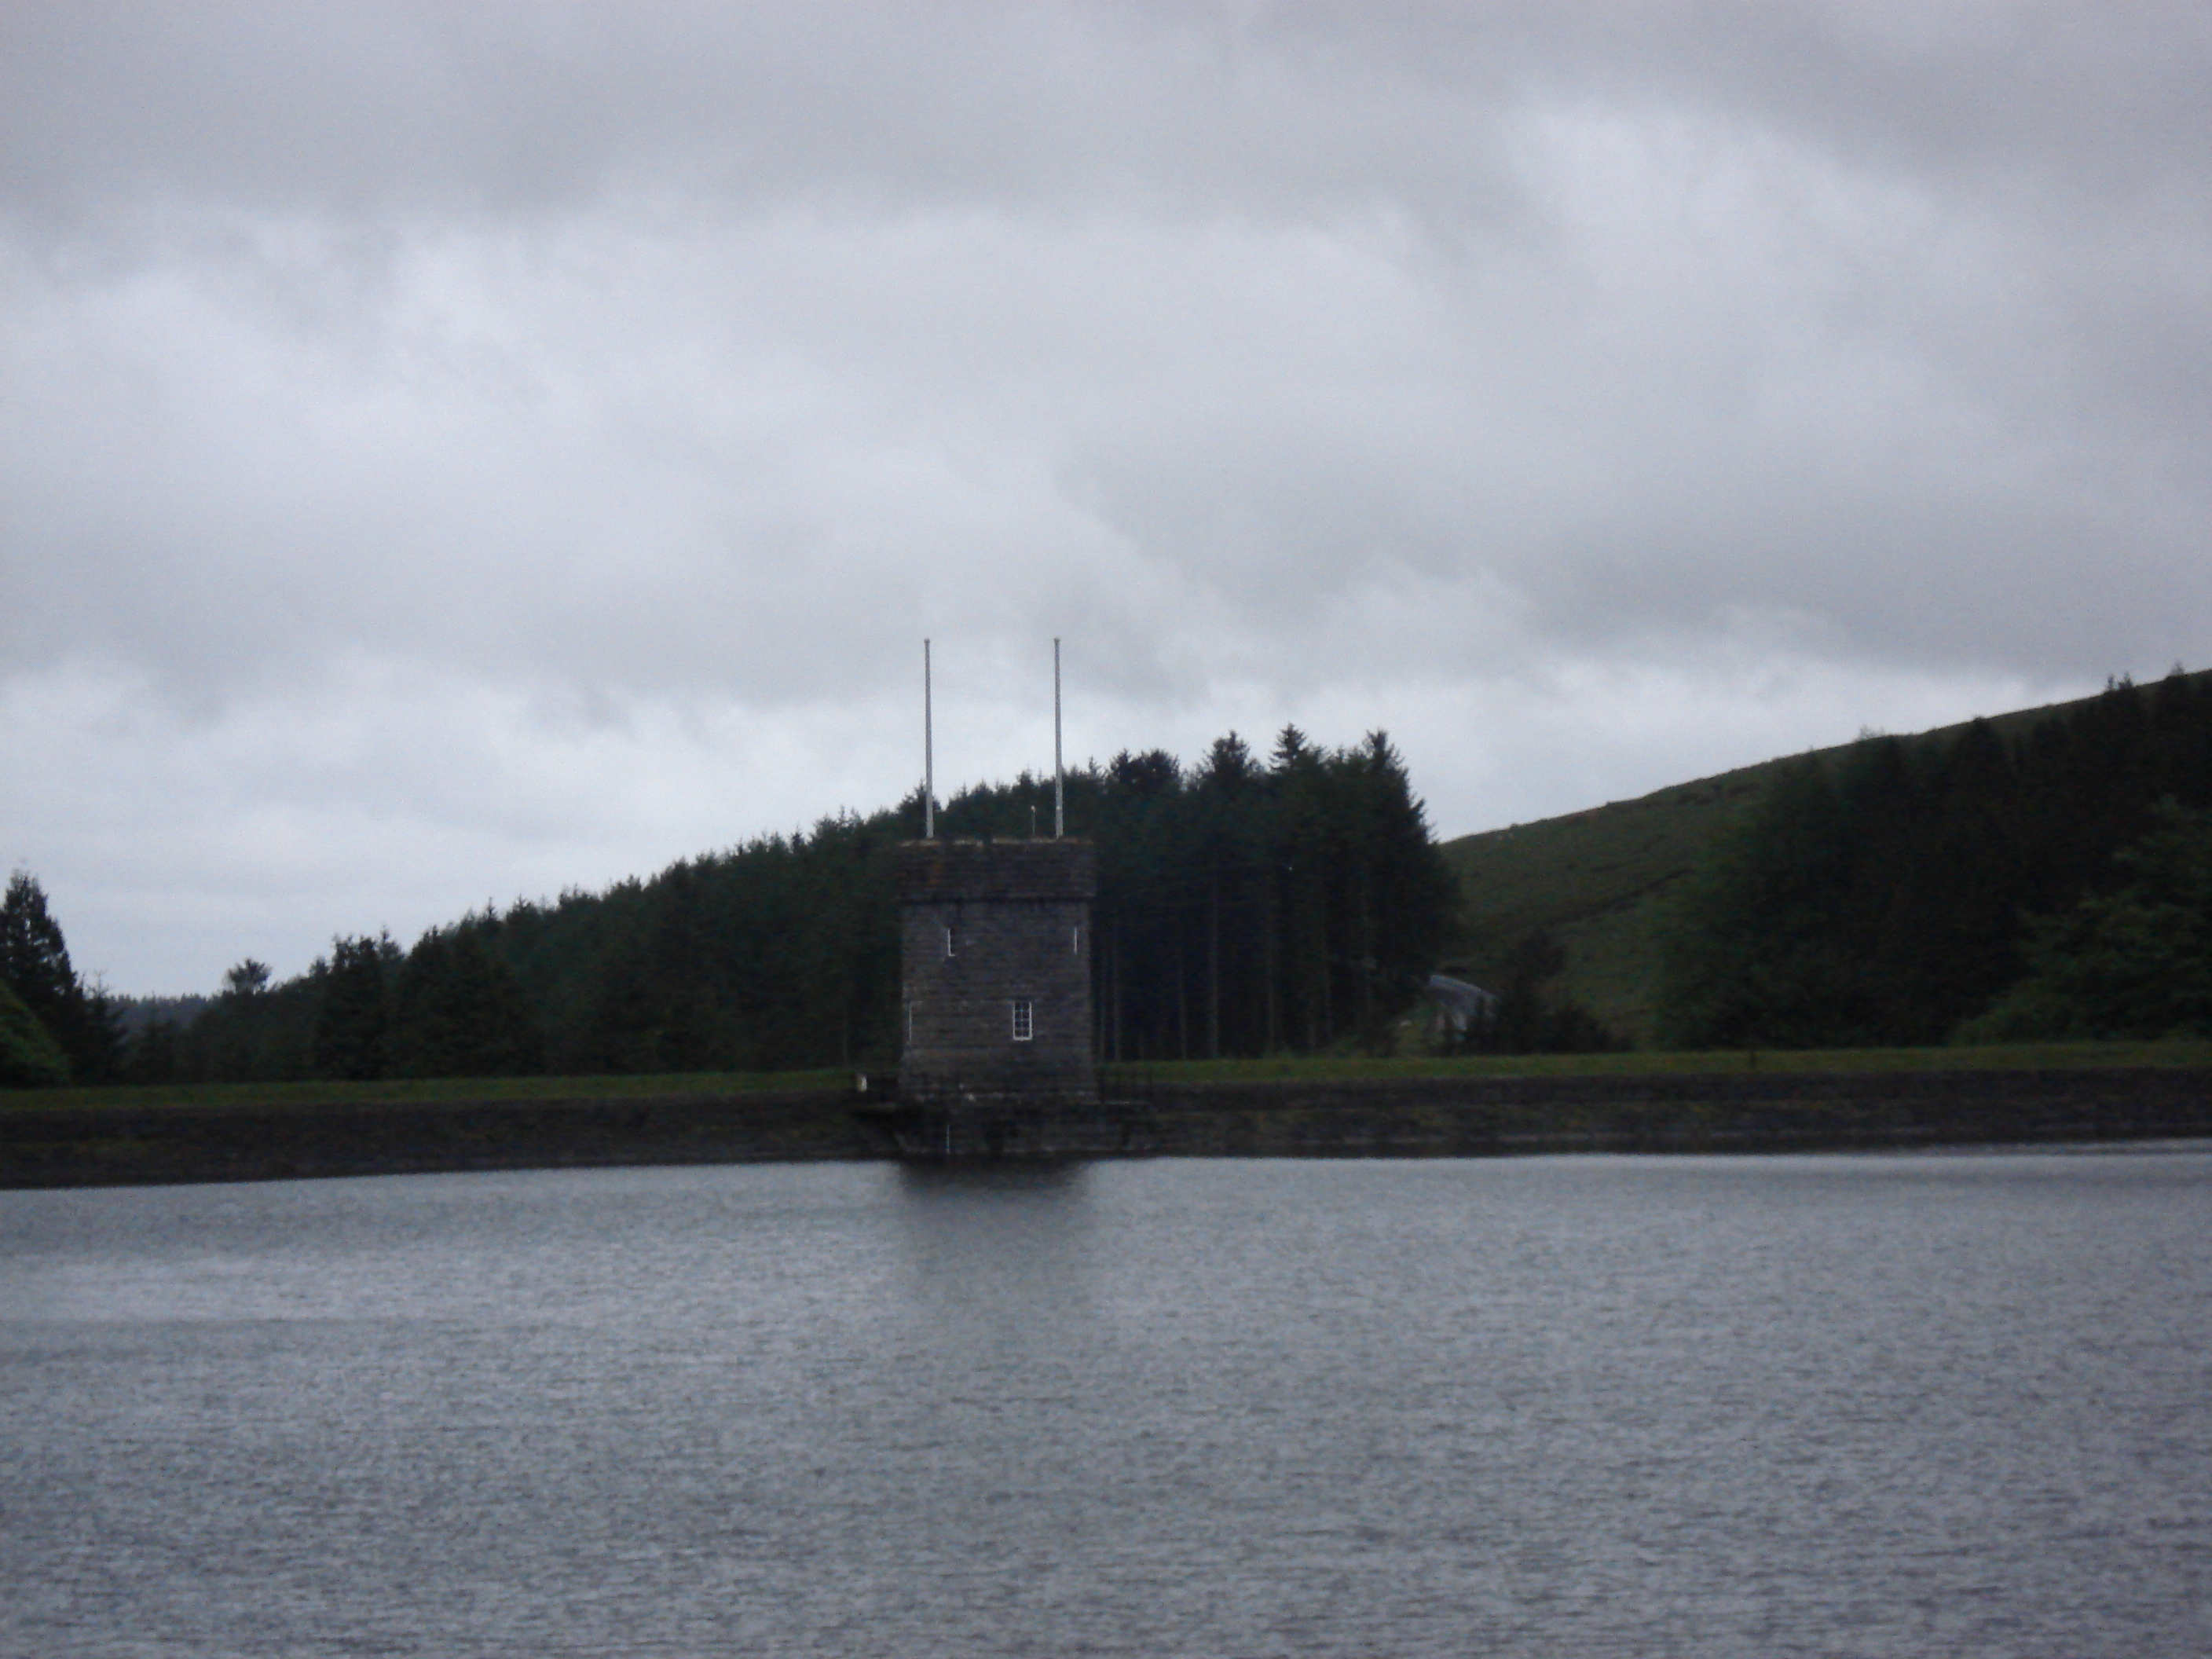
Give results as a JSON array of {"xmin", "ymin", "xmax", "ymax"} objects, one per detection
[{"xmin": 4, "ymin": 1150, "xmax": 2210, "ymax": 1657}]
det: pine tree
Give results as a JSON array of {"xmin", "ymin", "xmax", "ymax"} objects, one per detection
[
  {"xmin": 313, "ymin": 934, "xmax": 397, "ymax": 1080},
  {"xmin": 0, "ymin": 871, "xmax": 120, "ymax": 1082},
  {"xmin": 1963, "ymin": 800, "xmax": 2212, "ymax": 1040},
  {"xmin": 0, "ymin": 978, "xmax": 71, "ymax": 1087},
  {"xmin": 390, "ymin": 928, "xmax": 544, "ymax": 1079}
]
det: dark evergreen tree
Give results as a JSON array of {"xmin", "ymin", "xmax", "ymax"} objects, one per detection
[
  {"xmin": 121, "ymin": 1015, "xmax": 179, "ymax": 1086},
  {"xmin": 1962, "ymin": 800, "xmax": 2212, "ymax": 1040},
  {"xmin": 1341, "ymin": 731, "xmax": 1462, "ymax": 1049},
  {"xmin": 390, "ymin": 928, "xmax": 544, "ymax": 1079},
  {"xmin": 0, "ymin": 871, "xmax": 121, "ymax": 1081},
  {"xmin": 1193, "ymin": 733, "xmax": 1266, "ymax": 1057},
  {"xmin": 0, "ymin": 871, "xmax": 79, "ymax": 1031},
  {"xmin": 313, "ymin": 933, "xmax": 398, "ymax": 1080},
  {"xmin": 0, "ymin": 978, "xmax": 71, "ymax": 1087},
  {"xmin": 1656, "ymin": 760, "xmax": 1877, "ymax": 1049},
  {"xmin": 177, "ymin": 957, "xmax": 318, "ymax": 1082}
]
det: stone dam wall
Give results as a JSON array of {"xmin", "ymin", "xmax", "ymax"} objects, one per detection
[
  {"xmin": 1124, "ymin": 1068, "xmax": 2212, "ymax": 1157},
  {"xmin": 0, "ymin": 1090, "xmax": 873, "ymax": 1190},
  {"xmin": 4, "ymin": 1067, "xmax": 2208, "ymax": 1188}
]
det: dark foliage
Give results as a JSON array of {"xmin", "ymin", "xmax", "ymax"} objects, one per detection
[
  {"xmin": 130, "ymin": 726, "xmax": 1456, "ymax": 1083},
  {"xmin": 119, "ymin": 1014, "xmax": 181, "ymax": 1086},
  {"xmin": 156, "ymin": 958, "xmax": 318, "ymax": 1083},
  {"xmin": 929, "ymin": 728, "xmax": 1458, "ymax": 1060},
  {"xmin": 109, "ymin": 994, "xmax": 211, "ymax": 1039},
  {"xmin": 313, "ymin": 934, "xmax": 400, "ymax": 1080},
  {"xmin": 1961, "ymin": 800, "xmax": 2212, "ymax": 1040},
  {"xmin": 1657, "ymin": 670, "xmax": 2212, "ymax": 1049},
  {"xmin": 0, "ymin": 978, "xmax": 71, "ymax": 1086},
  {"xmin": 1459, "ymin": 932, "xmax": 1626, "ymax": 1055},
  {"xmin": 390, "ymin": 928, "xmax": 544, "ymax": 1078},
  {"xmin": 0, "ymin": 871, "xmax": 121, "ymax": 1083}
]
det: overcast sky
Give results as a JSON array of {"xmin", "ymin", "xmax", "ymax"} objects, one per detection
[{"xmin": 4, "ymin": 2, "xmax": 2207, "ymax": 993}]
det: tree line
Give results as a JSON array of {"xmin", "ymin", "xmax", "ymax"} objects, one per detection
[
  {"xmin": 939, "ymin": 728, "xmax": 1457, "ymax": 1061},
  {"xmin": 1657, "ymin": 668, "xmax": 2212, "ymax": 1048},
  {"xmin": 19, "ymin": 675, "xmax": 2208, "ymax": 1082},
  {"xmin": 7, "ymin": 727, "xmax": 1455, "ymax": 1086}
]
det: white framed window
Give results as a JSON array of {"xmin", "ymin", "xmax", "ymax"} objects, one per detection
[
  {"xmin": 1011, "ymin": 998, "xmax": 1034, "ymax": 1042},
  {"xmin": 943, "ymin": 925, "xmax": 956, "ymax": 958}
]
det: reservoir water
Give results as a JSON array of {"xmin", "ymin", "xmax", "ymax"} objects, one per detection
[{"xmin": 4, "ymin": 1150, "xmax": 2208, "ymax": 1657}]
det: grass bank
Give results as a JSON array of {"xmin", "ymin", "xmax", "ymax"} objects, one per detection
[
  {"xmin": 8, "ymin": 1038, "xmax": 2210, "ymax": 1119},
  {"xmin": 0, "ymin": 1068, "xmax": 855, "ymax": 1115}
]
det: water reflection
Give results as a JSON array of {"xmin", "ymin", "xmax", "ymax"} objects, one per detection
[
  {"xmin": 888, "ymin": 1159, "xmax": 1099, "ymax": 1328},
  {"xmin": 892, "ymin": 1158, "xmax": 1092, "ymax": 1196}
]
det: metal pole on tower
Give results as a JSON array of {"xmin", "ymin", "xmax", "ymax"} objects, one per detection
[
  {"xmin": 1053, "ymin": 638, "xmax": 1064, "ymax": 838},
  {"xmin": 924, "ymin": 639, "xmax": 935, "ymax": 839}
]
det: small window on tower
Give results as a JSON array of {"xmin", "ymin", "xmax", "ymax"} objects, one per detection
[
  {"xmin": 1071, "ymin": 925, "xmax": 1081, "ymax": 955},
  {"xmin": 944, "ymin": 925, "xmax": 955, "ymax": 958},
  {"xmin": 1011, "ymin": 998, "xmax": 1034, "ymax": 1042}
]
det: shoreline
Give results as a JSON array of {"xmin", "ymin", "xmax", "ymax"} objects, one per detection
[{"xmin": 5, "ymin": 1065, "xmax": 2209, "ymax": 1188}]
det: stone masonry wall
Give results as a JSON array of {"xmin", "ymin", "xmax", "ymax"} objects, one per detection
[
  {"xmin": 6, "ymin": 1067, "xmax": 2207, "ymax": 1185},
  {"xmin": 898, "ymin": 839, "xmax": 1097, "ymax": 1101}
]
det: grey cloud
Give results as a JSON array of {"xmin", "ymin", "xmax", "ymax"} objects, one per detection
[
  {"xmin": 0, "ymin": 3, "xmax": 1518, "ymax": 226},
  {"xmin": 7, "ymin": 4, "xmax": 2203, "ymax": 222},
  {"xmin": 2, "ymin": 2, "xmax": 2207, "ymax": 989}
]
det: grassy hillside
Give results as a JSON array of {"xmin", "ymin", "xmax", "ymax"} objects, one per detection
[
  {"xmin": 1438, "ymin": 673, "xmax": 2210, "ymax": 1046},
  {"xmin": 1438, "ymin": 763, "xmax": 1768, "ymax": 1044}
]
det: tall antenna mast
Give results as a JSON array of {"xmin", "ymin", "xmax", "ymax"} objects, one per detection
[
  {"xmin": 1053, "ymin": 638, "xmax": 1064, "ymax": 838},
  {"xmin": 924, "ymin": 638, "xmax": 935, "ymax": 839}
]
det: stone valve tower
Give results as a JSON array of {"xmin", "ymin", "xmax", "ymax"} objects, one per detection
[
  {"xmin": 896, "ymin": 835, "xmax": 1097, "ymax": 1107},
  {"xmin": 884, "ymin": 639, "xmax": 1126, "ymax": 1157}
]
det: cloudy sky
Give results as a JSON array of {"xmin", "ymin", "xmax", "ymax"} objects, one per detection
[{"xmin": 3, "ymin": 2, "xmax": 2207, "ymax": 993}]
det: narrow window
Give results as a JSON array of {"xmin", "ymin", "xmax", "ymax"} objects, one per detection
[
  {"xmin": 905, "ymin": 998, "xmax": 914, "ymax": 1042},
  {"xmin": 943, "ymin": 925, "xmax": 955, "ymax": 958},
  {"xmin": 1011, "ymin": 998, "xmax": 1034, "ymax": 1042},
  {"xmin": 1071, "ymin": 925, "xmax": 1081, "ymax": 955}
]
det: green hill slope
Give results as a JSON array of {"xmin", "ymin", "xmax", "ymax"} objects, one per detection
[
  {"xmin": 1438, "ymin": 673, "xmax": 2208, "ymax": 1046},
  {"xmin": 1438, "ymin": 762, "xmax": 1767, "ymax": 1045}
]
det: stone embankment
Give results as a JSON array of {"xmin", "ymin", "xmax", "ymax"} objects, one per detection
[
  {"xmin": 0, "ymin": 1090, "xmax": 872, "ymax": 1188},
  {"xmin": 1123, "ymin": 1068, "xmax": 2212, "ymax": 1157},
  {"xmin": 4, "ymin": 1067, "xmax": 2208, "ymax": 1188}
]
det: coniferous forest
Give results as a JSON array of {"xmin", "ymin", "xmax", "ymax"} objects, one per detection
[
  {"xmin": 27, "ymin": 728, "xmax": 1455, "ymax": 1085},
  {"xmin": 1657, "ymin": 670, "xmax": 2212, "ymax": 1048}
]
